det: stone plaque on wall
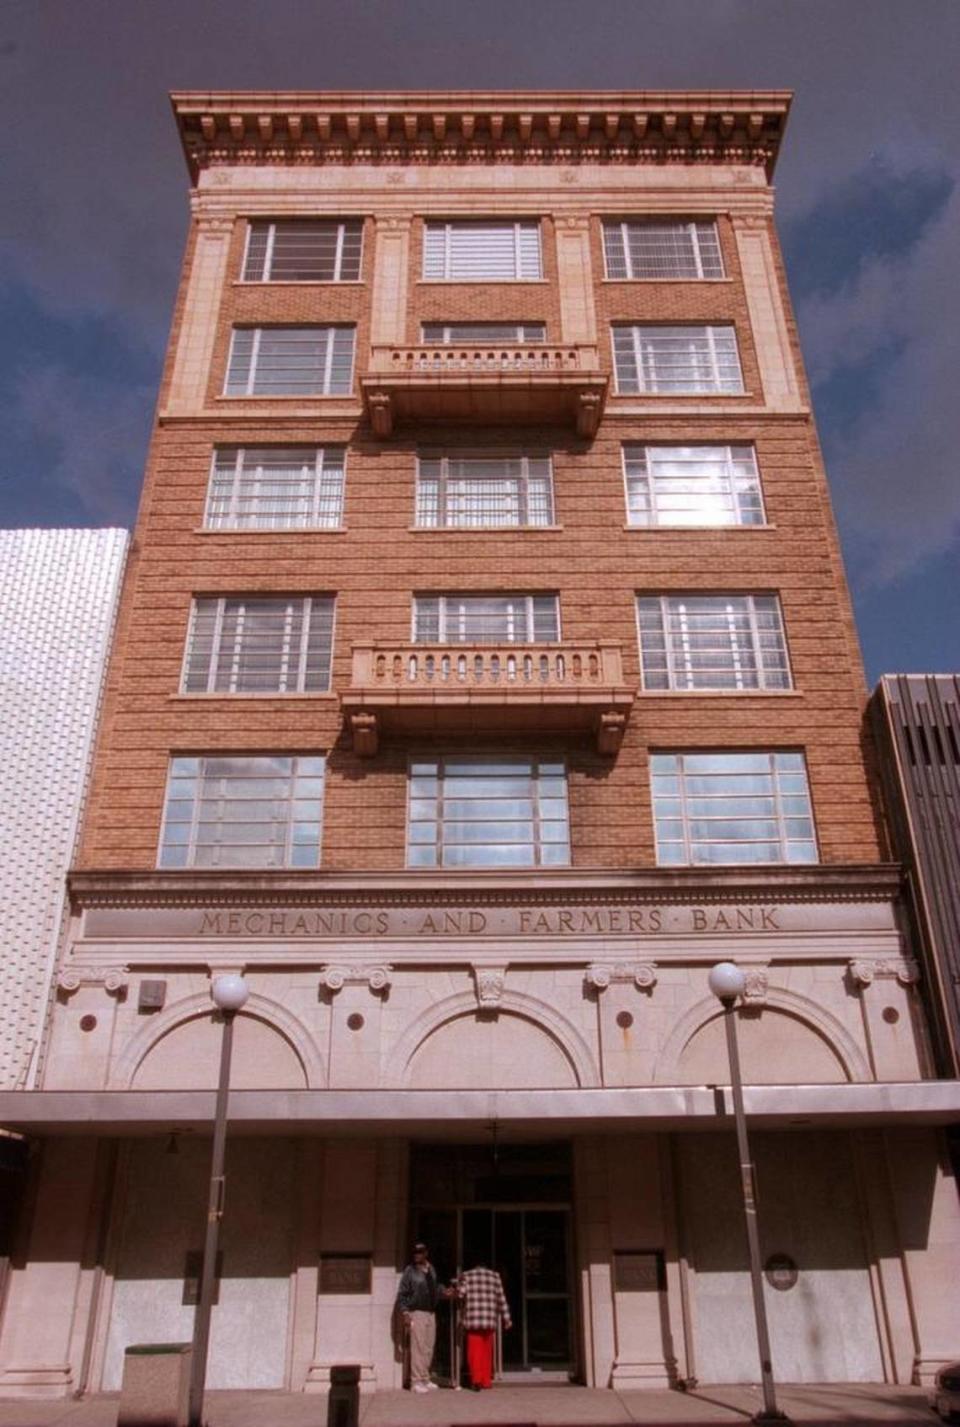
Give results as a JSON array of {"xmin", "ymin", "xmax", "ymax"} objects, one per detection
[
  {"xmin": 613, "ymin": 1250, "xmax": 665, "ymax": 1292},
  {"xmin": 319, "ymin": 1253, "xmax": 372, "ymax": 1294}
]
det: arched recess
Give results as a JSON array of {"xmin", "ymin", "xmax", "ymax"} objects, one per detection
[
  {"xmin": 654, "ymin": 987, "xmax": 871, "ymax": 1086},
  {"xmin": 110, "ymin": 991, "xmax": 325, "ymax": 1090},
  {"xmin": 388, "ymin": 988, "xmax": 600, "ymax": 1089}
]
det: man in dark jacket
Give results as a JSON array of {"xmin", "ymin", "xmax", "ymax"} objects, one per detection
[{"xmin": 396, "ymin": 1242, "xmax": 447, "ymax": 1392}]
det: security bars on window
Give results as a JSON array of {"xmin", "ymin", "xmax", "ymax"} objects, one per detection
[
  {"xmin": 242, "ymin": 220, "xmax": 363, "ymax": 282},
  {"xmin": 407, "ymin": 757, "xmax": 570, "ymax": 868},
  {"xmin": 182, "ymin": 596, "xmax": 335, "ymax": 693},
  {"xmin": 158, "ymin": 755, "xmax": 325, "ymax": 869},
  {"xmin": 651, "ymin": 751, "xmax": 817, "ymax": 865},
  {"xmin": 637, "ymin": 594, "xmax": 791, "ymax": 691},
  {"xmin": 224, "ymin": 327, "xmax": 355, "ymax": 396},
  {"xmin": 205, "ymin": 448, "xmax": 345, "ymax": 530},
  {"xmin": 603, "ymin": 220, "xmax": 724, "ymax": 280},
  {"xmin": 623, "ymin": 445, "xmax": 764, "ymax": 527},
  {"xmin": 612, "ymin": 326, "xmax": 744, "ymax": 395},
  {"xmin": 416, "ymin": 456, "xmax": 554, "ymax": 528},
  {"xmin": 423, "ymin": 222, "xmax": 542, "ymax": 281},
  {"xmin": 413, "ymin": 594, "xmax": 560, "ymax": 643},
  {"xmin": 421, "ymin": 323, "xmax": 547, "ymax": 344}
]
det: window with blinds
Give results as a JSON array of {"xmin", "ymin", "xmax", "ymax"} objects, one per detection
[
  {"xmin": 182, "ymin": 596, "xmax": 335, "ymax": 694},
  {"xmin": 242, "ymin": 220, "xmax": 363, "ymax": 282},
  {"xmin": 413, "ymin": 594, "xmax": 559, "ymax": 644},
  {"xmin": 423, "ymin": 222, "xmax": 542, "ymax": 280},
  {"xmin": 637, "ymin": 594, "xmax": 791, "ymax": 691},
  {"xmin": 651, "ymin": 751, "xmax": 818, "ymax": 865},
  {"xmin": 204, "ymin": 447, "xmax": 345, "ymax": 530},
  {"xmin": 415, "ymin": 455, "xmax": 554, "ymax": 528},
  {"xmin": 612, "ymin": 325, "xmax": 744, "ymax": 395},
  {"xmin": 158, "ymin": 754, "xmax": 325, "ymax": 869},
  {"xmin": 603, "ymin": 220, "xmax": 724, "ymax": 279},
  {"xmin": 407, "ymin": 756, "xmax": 570, "ymax": 868},
  {"xmin": 623, "ymin": 445, "xmax": 765, "ymax": 527},
  {"xmin": 421, "ymin": 323, "xmax": 546, "ymax": 343},
  {"xmin": 224, "ymin": 327, "xmax": 355, "ymax": 396}
]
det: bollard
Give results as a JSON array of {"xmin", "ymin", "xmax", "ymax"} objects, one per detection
[
  {"xmin": 327, "ymin": 1363, "xmax": 361, "ymax": 1427},
  {"xmin": 118, "ymin": 1343, "xmax": 192, "ymax": 1427}
]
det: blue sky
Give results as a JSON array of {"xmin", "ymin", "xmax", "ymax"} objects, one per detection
[{"xmin": 1, "ymin": 0, "xmax": 957, "ymax": 681}]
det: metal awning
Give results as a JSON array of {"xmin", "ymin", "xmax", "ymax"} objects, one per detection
[{"xmin": 1, "ymin": 1081, "xmax": 958, "ymax": 1138}]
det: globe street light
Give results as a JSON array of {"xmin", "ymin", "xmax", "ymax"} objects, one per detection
[
  {"xmin": 187, "ymin": 973, "xmax": 250, "ymax": 1427},
  {"xmin": 708, "ymin": 962, "xmax": 789, "ymax": 1424}
]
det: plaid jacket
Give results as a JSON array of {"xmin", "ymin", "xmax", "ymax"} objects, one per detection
[{"xmin": 458, "ymin": 1266, "xmax": 512, "ymax": 1331}]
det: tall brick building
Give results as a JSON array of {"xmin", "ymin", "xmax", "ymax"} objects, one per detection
[{"xmin": 1, "ymin": 91, "xmax": 959, "ymax": 1399}]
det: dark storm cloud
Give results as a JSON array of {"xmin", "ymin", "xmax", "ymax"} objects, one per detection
[{"xmin": 1, "ymin": 0, "xmax": 958, "ymax": 673}]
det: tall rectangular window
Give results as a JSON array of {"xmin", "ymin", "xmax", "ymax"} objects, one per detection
[
  {"xmin": 416, "ymin": 455, "xmax": 554, "ymax": 528},
  {"xmin": 413, "ymin": 594, "xmax": 559, "ymax": 643},
  {"xmin": 407, "ymin": 756, "xmax": 570, "ymax": 868},
  {"xmin": 423, "ymin": 222, "xmax": 542, "ymax": 281},
  {"xmin": 242, "ymin": 220, "xmax": 363, "ymax": 282},
  {"xmin": 224, "ymin": 327, "xmax": 355, "ymax": 396},
  {"xmin": 204, "ymin": 447, "xmax": 345, "ymax": 530},
  {"xmin": 623, "ymin": 444, "xmax": 764, "ymax": 527},
  {"xmin": 158, "ymin": 755, "xmax": 324, "ymax": 869},
  {"xmin": 637, "ymin": 594, "xmax": 791, "ymax": 691},
  {"xmin": 182, "ymin": 596, "xmax": 335, "ymax": 694},
  {"xmin": 651, "ymin": 751, "xmax": 817, "ymax": 865},
  {"xmin": 612, "ymin": 325, "xmax": 744, "ymax": 394},
  {"xmin": 603, "ymin": 220, "xmax": 724, "ymax": 280},
  {"xmin": 421, "ymin": 323, "xmax": 546, "ymax": 343}
]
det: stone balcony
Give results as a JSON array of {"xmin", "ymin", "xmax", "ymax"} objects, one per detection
[
  {"xmin": 341, "ymin": 641, "xmax": 634, "ymax": 755},
  {"xmin": 361, "ymin": 344, "xmax": 608, "ymax": 437}
]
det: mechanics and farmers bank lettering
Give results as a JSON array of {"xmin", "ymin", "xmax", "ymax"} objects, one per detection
[{"xmin": 195, "ymin": 904, "xmax": 782, "ymax": 938}]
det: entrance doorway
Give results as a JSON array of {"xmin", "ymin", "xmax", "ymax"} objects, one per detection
[{"xmin": 410, "ymin": 1142, "xmax": 575, "ymax": 1380}]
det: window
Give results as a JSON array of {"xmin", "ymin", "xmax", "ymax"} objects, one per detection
[
  {"xmin": 623, "ymin": 444, "xmax": 764, "ymax": 527},
  {"xmin": 242, "ymin": 220, "xmax": 363, "ymax": 282},
  {"xmin": 421, "ymin": 323, "xmax": 546, "ymax": 343},
  {"xmin": 612, "ymin": 325, "xmax": 743, "ymax": 394},
  {"xmin": 423, "ymin": 221, "xmax": 542, "ymax": 281},
  {"xmin": 416, "ymin": 455, "xmax": 554, "ymax": 528},
  {"xmin": 224, "ymin": 327, "xmax": 355, "ymax": 396},
  {"xmin": 603, "ymin": 220, "xmax": 724, "ymax": 280},
  {"xmin": 637, "ymin": 594, "xmax": 791, "ymax": 691},
  {"xmin": 407, "ymin": 756, "xmax": 570, "ymax": 868},
  {"xmin": 651, "ymin": 751, "xmax": 817, "ymax": 865},
  {"xmin": 413, "ymin": 594, "xmax": 559, "ymax": 643},
  {"xmin": 158, "ymin": 755, "xmax": 324, "ymax": 869},
  {"xmin": 182, "ymin": 596, "xmax": 335, "ymax": 694},
  {"xmin": 204, "ymin": 447, "xmax": 345, "ymax": 530}
]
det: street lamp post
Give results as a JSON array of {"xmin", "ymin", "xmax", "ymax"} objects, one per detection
[
  {"xmin": 708, "ymin": 962, "xmax": 789, "ymax": 1424},
  {"xmin": 187, "ymin": 973, "xmax": 249, "ymax": 1427}
]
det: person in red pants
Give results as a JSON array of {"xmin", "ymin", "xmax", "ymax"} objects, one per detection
[{"xmin": 457, "ymin": 1263, "xmax": 512, "ymax": 1390}]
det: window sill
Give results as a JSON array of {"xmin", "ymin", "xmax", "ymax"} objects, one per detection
[
  {"xmin": 416, "ymin": 279, "xmax": 551, "ymax": 286},
  {"xmin": 216, "ymin": 394, "xmax": 357, "ymax": 403},
  {"xmin": 601, "ymin": 277, "xmax": 734, "ymax": 285},
  {"xmin": 168, "ymin": 692, "xmax": 339, "ymax": 702},
  {"xmin": 610, "ymin": 390, "xmax": 753, "ymax": 400},
  {"xmin": 622, "ymin": 523, "xmax": 776, "ymax": 532},
  {"xmin": 232, "ymin": 280, "xmax": 365, "ymax": 288},
  {"xmin": 636, "ymin": 689, "xmax": 801, "ymax": 698},
  {"xmin": 407, "ymin": 524, "xmax": 564, "ymax": 534},
  {"xmin": 192, "ymin": 526, "xmax": 348, "ymax": 535}
]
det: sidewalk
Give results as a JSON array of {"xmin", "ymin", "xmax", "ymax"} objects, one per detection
[{"xmin": 0, "ymin": 1383, "xmax": 940, "ymax": 1427}]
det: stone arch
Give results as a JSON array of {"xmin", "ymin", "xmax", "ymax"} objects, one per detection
[
  {"xmin": 388, "ymin": 988, "xmax": 600, "ymax": 1089},
  {"xmin": 654, "ymin": 986, "xmax": 870, "ymax": 1085},
  {"xmin": 110, "ymin": 990, "xmax": 326, "ymax": 1090}
]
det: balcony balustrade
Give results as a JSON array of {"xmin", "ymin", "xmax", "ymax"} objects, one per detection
[
  {"xmin": 361, "ymin": 343, "xmax": 608, "ymax": 437},
  {"xmin": 341, "ymin": 641, "xmax": 634, "ymax": 755}
]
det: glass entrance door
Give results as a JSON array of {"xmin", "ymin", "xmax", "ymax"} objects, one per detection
[{"xmin": 461, "ymin": 1207, "xmax": 572, "ymax": 1372}]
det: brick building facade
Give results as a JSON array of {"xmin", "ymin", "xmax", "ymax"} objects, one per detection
[{"xmin": 0, "ymin": 91, "xmax": 958, "ymax": 1399}]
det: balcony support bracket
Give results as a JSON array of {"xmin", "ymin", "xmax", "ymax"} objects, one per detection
[
  {"xmin": 351, "ymin": 712, "xmax": 379, "ymax": 758},
  {"xmin": 597, "ymin": 711, "xmax": 627, "ymax": 756}
]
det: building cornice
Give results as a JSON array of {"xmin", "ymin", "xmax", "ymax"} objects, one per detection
[
  {"xmin": 171, "ymin": 90, "xmax": 792, "ymax": 183},
  {"xmin": 67, "ymin": 863, "xmax": 900, "ymax": 911}
]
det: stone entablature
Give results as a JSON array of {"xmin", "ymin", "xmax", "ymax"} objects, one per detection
[{"xmin": 173, "ymin": 90, "xmax": 791, "ymax": 180}]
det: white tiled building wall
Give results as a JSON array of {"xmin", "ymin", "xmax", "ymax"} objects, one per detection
[{"xmin": 0, "ymin": 528, "xmax": 128, "ymax": 1088}]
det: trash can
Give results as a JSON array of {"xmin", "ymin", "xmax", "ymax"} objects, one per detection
[
  {"xmin": 118, "ymin": 1342, "xmax": 192, "ymax": 1427},
  {"xmin": 327, "ymin": 1363, "xmax": 361, "ymax": 1427}
]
